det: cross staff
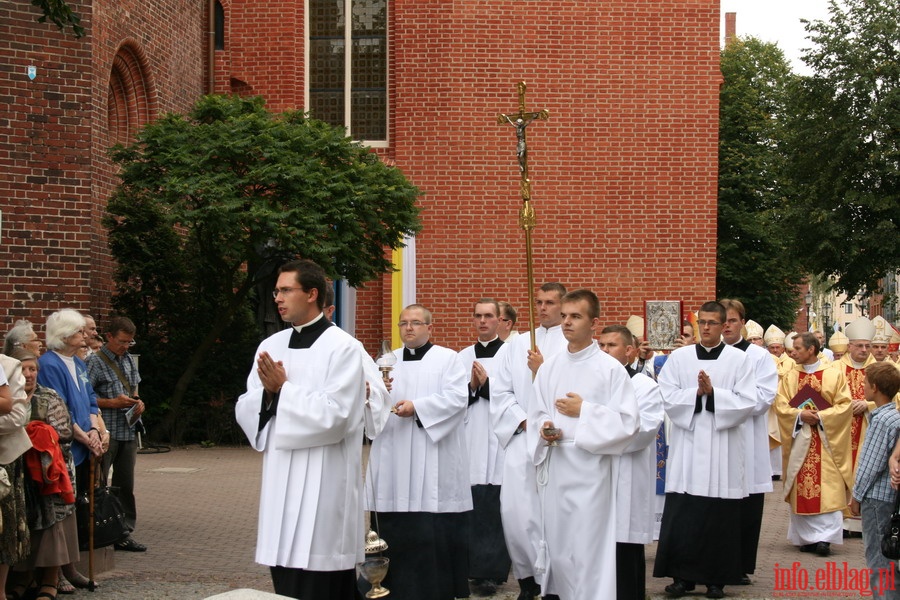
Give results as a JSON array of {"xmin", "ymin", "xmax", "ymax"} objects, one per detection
[{"xmin": 498, "ymin": 82, "xmax": 549, "ymax": 352}]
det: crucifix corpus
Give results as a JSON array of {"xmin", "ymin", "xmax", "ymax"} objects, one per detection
[{"xmin": 497, "ymin": 81, "xmax": 549, "ymax": 351}]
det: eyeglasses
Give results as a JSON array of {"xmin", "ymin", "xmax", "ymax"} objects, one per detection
[
  {"xmin": 272, "ymin": 287, "xmax": 304, "ymax": 299},
  {"xmin": 697, "ymin": 320, "xmax": 722, "ymax": 327},
  {"xmin": 397, "ymin": 320, "xmax": 428, "ymax": 328}
]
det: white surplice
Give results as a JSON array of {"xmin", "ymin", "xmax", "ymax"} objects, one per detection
[
  {"xmin": 459, "ymin": 340, "xmax": 509, "ymax": 485},
  {"xmin": 235, "ymin": 324, "xmax": 367, "ymax": 571},
  {"xmin": 365, "ymin": 344, "xmax": 471, "ymax": 513},
  {"xmin": 490, "ymin": 324, "xmax": 567, "ymax": 580},
  {"xmin": 617, "ymin": 371, "xmax": 665, "ymax": 545},
  {"xmin": 739, "ymin": 341, "xmax": 779, "ymax": 493},
  {"xmin": 658, "ymin": 343, "xmax": 757, "ymax": 499},
  {"xmin": 529, "ymin": 342, "xmax": 640, "ymax": 600}
]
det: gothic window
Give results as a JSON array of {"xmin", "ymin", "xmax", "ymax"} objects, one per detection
[{"xmin": 307, "ymin": 0, "xmax": 387, "ymax": 143}]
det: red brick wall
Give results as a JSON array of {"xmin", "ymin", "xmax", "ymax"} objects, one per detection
[
  {"xmin": 0, "ymin": 0, "xmax": 95, "ymax": 329},
  {"xmin": 0, "ymin": 0, "xmax": 205, "ymax": 335},
  {"xmin": 382, "ymin": 0, "xmax": 721, "ymax": 351}
]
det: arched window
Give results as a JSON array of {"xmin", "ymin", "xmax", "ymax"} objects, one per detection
[{"xmin": 107, "ymin": 43, "xmax": 154, "ymax": 147}]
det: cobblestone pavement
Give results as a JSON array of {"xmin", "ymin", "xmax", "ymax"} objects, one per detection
[{"xmin": 86, "ymin": 446, "xmax": 866, "ymax": 599}]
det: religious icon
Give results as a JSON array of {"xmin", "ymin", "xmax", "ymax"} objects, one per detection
[{"xmin": 644, "ymin": 300, "xmax": 683, "ymax": 351}]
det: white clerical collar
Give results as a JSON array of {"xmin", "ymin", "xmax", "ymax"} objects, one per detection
[
  {"xmin": 539, "ymin": 324, "xmax": 562, "ymax": 332},
  {"xmin": 478, "ymin": 336, "xmax": 499, "ymax": 347},
  {"xmin": 803, "ymin": 360, "xmax": 821, "ymax": 373},
  {"xmin": 700, "ymin": 343, "xmax": 720, "ymax": 352},
  {"xmin": 850, "ymin": 359, "xmax": 866, "ymax": 369},
  {"xmin": 293, "ymin": 312, "xmax": 325, "ymax": 333}
]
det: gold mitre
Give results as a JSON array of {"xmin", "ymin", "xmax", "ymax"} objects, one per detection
[
  {"xmin": 845, "ymin": 316, "xmax": 875, "ymax": 342},
  {"xmin": 829, "ymin": 330, "xmax": 849, "ymax": 352},
  {"xmin": 626, "ymin": 315, "xmax": 644, "ymax": 340},
  {"xmin": 764, "ymin": 324, "xmax": 785, "ymax": 346},
  {"xmin": 745, "ymin": 319, "xmax": 764, "ymax": 340},
  {"xmin": 872, "ymin": 316, "xmax": 890, "ymax": 344}
]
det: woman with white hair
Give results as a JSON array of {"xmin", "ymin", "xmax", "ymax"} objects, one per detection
[
  {"xmin": 3, "ymin": 320, "xmax": 43, "ymax": 357},
  {"xmin": 36, "ymin": 310, "xmax": 102, "ymax": 501}
]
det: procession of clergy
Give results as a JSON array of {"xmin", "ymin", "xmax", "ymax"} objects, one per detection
[{"xmin": 233, "ymin": 259, "xmax": 900, "ymax": 600}]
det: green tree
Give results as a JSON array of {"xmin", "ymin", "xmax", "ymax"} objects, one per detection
[
  {"xmin": 781, "ymin": 0, "xmax": 900, "ymax": 297},
  {"xmin": 31, "ymin": 0, "xmax": 84, "ymax": 37},
  {"xmin": 717, "ymin": 37, "xmax": 806, "ymax": 328},
  {"xmin": 105, "ymin": 95, "xmax": 421, "ymax": 443}
]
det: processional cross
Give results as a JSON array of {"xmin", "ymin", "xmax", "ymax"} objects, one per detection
[{"xmin": 497, "ymin": 82, "xmax": 549, "ymax": 351}]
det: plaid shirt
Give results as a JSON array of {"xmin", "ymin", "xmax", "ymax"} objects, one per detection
[
  {"xmin": 86, "ymin": 346, "xmax": 141, "ymax": 441},
  {"xmin": 852, "ymin": 402, "xmax": 900, "ymax": 504}
]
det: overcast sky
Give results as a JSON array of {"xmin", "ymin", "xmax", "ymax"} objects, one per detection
[{"xmin": 720, "ymin": 0, "xmax": 834, "ymax": 74}]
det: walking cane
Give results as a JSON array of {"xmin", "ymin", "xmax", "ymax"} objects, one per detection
[{"xmin": 87, "ymin": 456, "xmax": 97, "ymax": 591}]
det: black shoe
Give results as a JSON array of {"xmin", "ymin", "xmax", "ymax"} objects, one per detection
[
  {"xmin": 665, "ymin": 580, "xmax": 695, "ymax": 598},
  {"xmin": 738, "ymin": 574, "xmax": 752, "ymax": 585},
  {"xmin": 516, "ymin": 577, "xmax": 541, "ymax": 600},
  {"xmin": 772, "ymin": 474, "xmax": 781, "ymax": 481},
  {"xmin": 115, "ymin": 536, "xmax": 147, "ymax": 552},
  {"xmin": 470, "ymin": 579, "xmax": 497, "ymax": 597},
  {"xmin": 542, "ymin": 596, "xmax": 560, "ymax": 600},
  {"xmin": 706, "ymin": 585, "xmax": 725, "ymax": 599},
  {"xmin": 799, "ymin": 543, "xmax": 816, "ymax": 552},
  {"xmin": 815, "ymin": 542, "xmax": 831, "ymax": 557}
]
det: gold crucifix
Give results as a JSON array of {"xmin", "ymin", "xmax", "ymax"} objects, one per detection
[
  {"xmin": 497, "ymin": 82, "xmax": 549, "ymax": 203},
  {"xmin": 497, "ymin": 82, "xmax": 549, "ymax": 352}
]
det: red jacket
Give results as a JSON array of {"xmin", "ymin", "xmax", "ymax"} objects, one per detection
[{"xmin": 24, "ymin": 421, "xmax": 75, "ymax": 505}]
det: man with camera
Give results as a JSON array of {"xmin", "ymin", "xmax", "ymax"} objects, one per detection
[{"xmin": 87, "ymin": 315, "xmax": 147, "ymax": 552}]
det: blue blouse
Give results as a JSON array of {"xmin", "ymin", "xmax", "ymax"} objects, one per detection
[{"xmin": 37, "ymin": 351, "xmax": 99, "ymax": 466}]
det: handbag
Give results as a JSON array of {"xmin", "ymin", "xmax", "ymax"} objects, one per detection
[
  {"xmin": 881, "ymin": 491, "xmax": 900, "ymax": 560},
  {"xmin": 76, "ymin": 469, "xmax": 132, "ymax": 550}
]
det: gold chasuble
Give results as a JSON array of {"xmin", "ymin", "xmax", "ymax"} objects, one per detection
[{"xmin": 775, "ymin": 363, "xmax": 853, "ymax": 515}]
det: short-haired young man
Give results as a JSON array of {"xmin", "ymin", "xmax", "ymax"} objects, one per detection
[
  {"xmin": 850, "ymin": 362, "xmax": 900, "ymax": 598},
  {"xmin": 530, "ymin": 290, "xmax": 639, "ymax": 600}
]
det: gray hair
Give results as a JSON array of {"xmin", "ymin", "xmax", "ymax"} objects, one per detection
[
  {"xmin": 45, "ymin": 309, "xmax": 86, "ymax": 351},
  {"xmin": 3, "ymin": 319, "xmax": 36, "ymax": 355}
]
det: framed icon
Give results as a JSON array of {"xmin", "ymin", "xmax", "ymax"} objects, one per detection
[{"xmin": 645, "ymin": 300, "xmax": 683, "ymax": 351}]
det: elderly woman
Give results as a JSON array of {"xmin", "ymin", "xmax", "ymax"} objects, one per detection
[
  {"xmin": 36, "ymin": 311, "xmax": 102, "ymax": 596},
  {"xmin": 0, "ymin": 354, "xmax": 33, "ymax": 600},
  {"xmin": 36, "ymin": 310, "xmax": 102, "ymax": 493},
  {"xmin": 3, "ymin": 321, "xmax": 43, "ymax": 358},
  {"xmin": 9, "ymin": 350, "xmax": 80, "ymax": 600}
]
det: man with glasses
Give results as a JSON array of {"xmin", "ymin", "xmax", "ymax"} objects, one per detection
[
  {"xmin": 365, "ymin": 304, "xmax": 470, "ymax": 600},
  {"xmin": 235, "ymin": 259, "xmax": 368, "ymax": 599},
  {"xmin": 653, "ymin": 301, "xmax": 756, "ymax": 599},
  {"xmin": 498, "ymin": 301, "xmax": 519, "ymax": 343},
  {"xmin": 87, "ymin": 315, "xmax": 146, "ymax": 551}
]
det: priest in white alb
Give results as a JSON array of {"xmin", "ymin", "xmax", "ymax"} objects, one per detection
[
  {"xmin": 530, "ymin": 289, "xmax": 640, "ymax": 600},
  {"xmin": 458, "ymin": 298, "xmax": 511, "ymax": 596},
  {"xmin": 653, "ymin": 301, "xmax": 757, "ymax": 600},
  {"xmin": 598, "ymin": 325, "xmax": 664, "ymax": 600},
  {"xmin": 365, "ymin": 304, "xmax": 471, "ymax": 600},
  {"xmin": 490, "ymin": 282, "xmax": 568, "ymax": 600},
  {"xmin": 235, "ymin": 259, "xmax": 368, "ymax": 599}
]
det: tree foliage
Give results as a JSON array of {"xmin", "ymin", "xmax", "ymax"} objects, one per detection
[
  {"xmin": 717, "ymin": 37, "xmax": 806, "ymax": 328},
  {"xmin": 781, "ymin": 0, "xmax": 900, "ymax": 297},
  {"xmin": 105, "ymin": 95, "xmax": 421, "ymax": 443},
  {"xmin": 31, "ymin": 0, "xmax": 84, "ymax": 38}
]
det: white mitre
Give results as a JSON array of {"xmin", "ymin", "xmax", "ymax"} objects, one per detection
[
  {"xmin": 845, "ymin": 316, "xmax": 875, "ymax": 342},
  {"xmin": 764, "ymin": 324, "xmax": 785, "ymax": 346}
]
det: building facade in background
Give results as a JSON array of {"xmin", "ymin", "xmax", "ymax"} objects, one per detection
[{"xmin": 1, "ymin": 0, "xmax": 722, "ymax": 356}]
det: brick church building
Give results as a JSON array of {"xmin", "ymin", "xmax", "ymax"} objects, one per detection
[{"xmin": 1, "ymin": 0, "xmax": 721, "ymax": 355}]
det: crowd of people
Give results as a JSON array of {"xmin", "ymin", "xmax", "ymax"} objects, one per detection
[
  {"xmin": 0, "ymin": 311, "xmax": 147, "ymax": 600},
  {"xmin": 234, "ymin": 257, "xmax": 900, "ymax": 600}
]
